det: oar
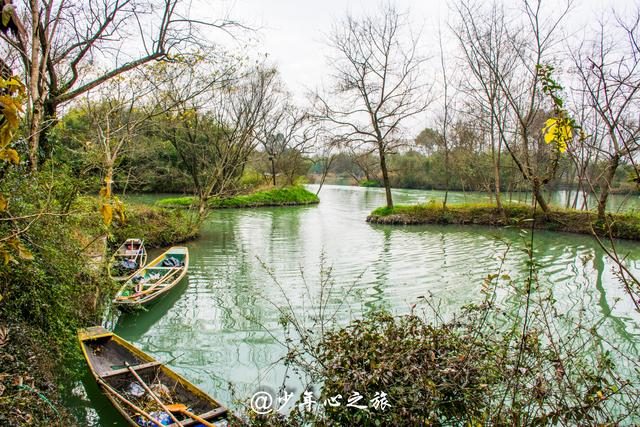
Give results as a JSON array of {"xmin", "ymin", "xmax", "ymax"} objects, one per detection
[
  {"xmin": 96, "ymin": 378, "xmax": 163, "ymax": 427},
  {"xmin": 124, "ymin": 362, "xmax": 184, "ymax": 427},
  {"xmin": 166, "ymin": 404, "xmax": 217, "ymax": 427},
  {"xmin": 122, "ymin": 268, "xmax": 181, "ymax": 300}
]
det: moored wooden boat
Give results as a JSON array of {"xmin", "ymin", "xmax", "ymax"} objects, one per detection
[
  {"xmin": 113, "ymin": 247, "xmax": 189, "ymax": 308},
  {"xmin": 78, "ymin": 326, "xmax": 240, "ymax": 427},
  {"xmin": 110, "ymin": 238, "xmax": 148, "ymax": 282}
]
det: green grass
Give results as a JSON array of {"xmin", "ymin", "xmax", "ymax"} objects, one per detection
[
  {"xmin": 156, "ymin": 196, "xmax": 194, "ymax": 208},
  {"xmin": 157, "ymin": 186, "xmax": 320, "ymax": 209},
  {"xmin": 112, "ymin": 202, "xmax": 200, "ymax": 247},
  {"xmin": 368, "ymin": 201, "xmax": 640, "ymax": 240},
  {"xmin": 360, "ymin": 179, "xmax": 382, "ymax": 188}
]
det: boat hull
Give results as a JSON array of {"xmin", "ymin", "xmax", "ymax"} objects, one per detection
[
  {"xmin": 113, "ymin": 247, "xmax": 189, "ymax": 309},
  {"xmin": 109, "ymin": 238, "xmax": 148, "ymax": 283},
  {"xmin": 78, "ymin": 326, "xmax": 238, "ymax": 426}
]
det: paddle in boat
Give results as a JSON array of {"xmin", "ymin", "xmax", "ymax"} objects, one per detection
[
  {"xmin": 114, "ymin": 246, "xmax": 189, "ymax": 309},
  {"xmin": 110, "ymin": 238, "xmax": 148, "ymax": 282},
  {"xmin": 78, "ymin": 326, "xmax": 239, "ymax": 426}
]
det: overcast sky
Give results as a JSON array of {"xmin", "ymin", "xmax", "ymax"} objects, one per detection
[
  {"xmin": 201, "ymin": 0, "xmax": 638, "ymax": 136},
  {"xmin": 218, "ymin": 0, "xmax": 445, "ymax": 98}
]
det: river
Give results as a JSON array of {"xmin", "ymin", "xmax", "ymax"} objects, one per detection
[{"xmin": 70, "ymin": 185, "xmax": 640, "ymax": 425}]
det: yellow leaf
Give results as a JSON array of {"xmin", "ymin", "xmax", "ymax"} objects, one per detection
[
  {"xmin": 0, "ymin": 248, "xmax": 10, "ymax": 265},
  {"xmin": 1, "ymin": 5, "xmax": 14, "ymax": 29},
  {"xmin": 0, "ymin": 148, "xmax": 19, "ymax": 164},
  {"xmin": 113, "ymin": 197, "xmax": 126, "ymax": 223},
  {"xmin": 543, "ymin": 118, "xmax": 557, "ymax": 144},
  {"xmin": 0, "ymin": 194, "xmax": 7, "ymax": 212},
  {"xmin": 6, "ymin": 238, "xmax": 19, "ymax": 251},
  {"xmin": 542, "ymin": 117, "xmax": 571, "ymax": 153},
  {"xmin": 16, "ymin": 243, "xmax": 33, "ymax": 261},
  {"xmin": 100, "ymin": 203, "xmax": 113, "ymax": 226}
]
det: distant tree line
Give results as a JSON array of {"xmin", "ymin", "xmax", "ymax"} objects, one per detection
[{"xmin": 312, "ymin": 124, "xmax": 637, "ymax": 200}]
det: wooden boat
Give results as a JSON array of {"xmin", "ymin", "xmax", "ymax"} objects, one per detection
[
  {"xmin": 78, "ymin": 326, "xmax": 239, "ymax": 426},
  {"xmin": 113, "ymin": 247, "xmax": 189, "ymax": 308},
  {"xmin": 110, "ymin": 238, "xmax": 148, "ymax": 282}
]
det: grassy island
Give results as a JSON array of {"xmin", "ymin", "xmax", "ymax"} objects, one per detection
[
  {"xmin": 156, "ymin": 186, "xmax": 320, "ymax": 209},
  {"xmin": 367, "ymin": 202, "xmax": 640, "ymax": 240}
]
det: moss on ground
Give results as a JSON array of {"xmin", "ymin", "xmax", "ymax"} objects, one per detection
[
  {"xmin": 368, "ymin": 202, "xmax": 640, "ymax": 240},
  {"xmin": 0, "ymin": 324, "xmax": 78, "ymax": 426},
  {"xmin": 156, "ymin": 186, "xmax": 320, "ymax": 209},
  {"xmin": 0, "ymin": 197, "xmax": 200, "ymax": 426},
  {"xmin": 112, "ymin": 202, "xmax": 200, "ymax": 248}
]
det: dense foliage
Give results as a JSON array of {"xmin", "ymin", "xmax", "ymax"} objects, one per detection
[
  {"xmin": 252, "ymin": 243, "xmax": 640, "ymax": 426},
  {"xmin": 318, "ymin": 149, "xmax": 636, "ymax": 196}
]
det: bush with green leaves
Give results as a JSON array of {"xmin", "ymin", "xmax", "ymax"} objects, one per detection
[
  {"xmin": 0, "ymin": 166, "xmax": 111, "ymax": 354},
  {"xmin": 250, "ymin": 242, "xmax": 640, "ymax": 426}
]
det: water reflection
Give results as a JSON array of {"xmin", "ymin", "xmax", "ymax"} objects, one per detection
[{"xmin": 75, "ymin": 185, "xmax": 640, "ymax": 425}]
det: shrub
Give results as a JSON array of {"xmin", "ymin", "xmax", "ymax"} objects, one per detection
[
  {"xmin": 250, "ymin": 242, "xmax": 640, "ymax": 426},
  {"xmin": 111, "ymin": 203, "xmax": 199, "ymax": 248}
]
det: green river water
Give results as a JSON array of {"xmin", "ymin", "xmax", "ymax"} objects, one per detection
[{"xmin": 70, "ymin": 185, "xmax": 640, "ymax": 425}]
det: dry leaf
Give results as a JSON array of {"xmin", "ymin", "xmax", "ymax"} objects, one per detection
[{"xmin": 0, "ymin": 325, "xmax": 8, "ymax": 347}]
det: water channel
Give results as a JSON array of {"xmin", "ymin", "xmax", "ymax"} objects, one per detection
[{"xmin": 71, "ymin": 185, "xmax": 640, "ymax": 425}]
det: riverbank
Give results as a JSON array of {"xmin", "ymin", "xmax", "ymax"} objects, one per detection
[
  {"xmin": 156, "ymin": 186, "xmax": 319, "ymax": 209},
  {"xmin": 0, "ymin": 323, "xmax": 80, "ymax": 426},
  {"xmin": 0, "ymin": 198, "xmax": 200, "ymax": 426},
  {"xmin": 367, "ymin": 202, "xmax": 640, "ymax": 240},
  {"xmin": 112, "ymin": 202, "xmax": 200, "ymax": 248}
]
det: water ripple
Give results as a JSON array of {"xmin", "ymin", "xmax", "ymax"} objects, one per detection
[{"xmin": 102, "ymin": 185, "xmax": 640, "ymax": 423}]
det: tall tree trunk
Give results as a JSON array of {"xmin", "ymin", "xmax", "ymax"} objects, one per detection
[
  {"xmin": 491, "ymin": 128, "xmax": 503, "ymax": 212},
  {"xmin": 443, "ymin": 149, "xmax": 449, "ymax": 210},
  {"xmin": 493, "ymin": 160, "xmax": 503, "ymax": 211},
  {"xmin": 378, "ymin": 146, "xmax": 393, "ymax": 208},
  {"xmin": 197, "ymin": 195, "xmax": 208, "ymax": 222},
  {"xmin": 597, "ymin": 154, "xmax": 619, "ymax": 222},
  {"xmin": 105, "ymin": 162, "xmax": 114, "ymax": 197},
  {"xmin": 532, "ymin": 178, "xmax": 550, "ymax": 213},
  {"xmin": 28, "ymin": 0, "xmax": 42, "ymax": 172},
  {"xmin": 271, "ymin": 156, "xmax": 276, "ymax": 186},
  {"xmin": 28, "ymin": 106, "xmax": 42, "ymax": 172},
  {"xmin": 39, "ymin": 103, "xmax": 58, "ymax": 164}
]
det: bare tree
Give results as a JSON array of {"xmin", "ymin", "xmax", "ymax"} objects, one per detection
[
  {"xmin": 315, "ymin": 3, "xmax": 430, "ymax": 208},
  {"xmin": 255, "ymin": 99, "xmax": 316, "ymax": 186},
  {"xmin": 312, "ymin": 132, "xmax": 337, "ymax": 196},
  {"xmin": 571, "ymin": 14, "xmax": 640, "ymax": 220},
  {"xmin": 454, "ymin": 0, "xmax": 572, "ymax": 213},
  {"xmin": 79, "ymin": 80, "xmax": 153, "ymax": 200},
  {"xmin": 437, "ymin": 28, "xmax": 454, "ymax": 209},
  {"xmin": 0, "ymin": 0, "xmax": 241, "ymax": 172},
  {"xmin": 452, "ymin": 2, "xmax": 514, "ymax": 213},
  {"xmin": 164, "ymin": 67, "xmax": 279, "ymax": 217}
]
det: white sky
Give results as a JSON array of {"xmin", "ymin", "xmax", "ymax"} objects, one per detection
[
  {"xmin": 217, "ymin": 0, "xmax": 445, "ymax": 99},
  {"xmin": 197, "ymin": 0, "xmax": 638, "ymax": 137}
]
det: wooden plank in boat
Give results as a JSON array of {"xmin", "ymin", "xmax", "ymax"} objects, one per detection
[
  {"xmin": 100, "ymin": 361, "xmax": 162, "ymax": 378},
  {"xmin": 166, "ymin": 407, "xmax": 228, "ymax": 427}
]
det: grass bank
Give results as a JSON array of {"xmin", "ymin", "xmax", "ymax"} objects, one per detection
[
  {"xmin": 1, "ymin": 195, "xmax": 199, "ymax": 426},
  {"xmin": 112, "ymin": 202, "xmax": 199, "ymax": 248},
  {"xmin": 156, "ymin": 186, "xmax": 319, "ymax": 209},
  {"xmin": 367, "ymin": 202, "xmax": 640, "ymax": 240}
]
